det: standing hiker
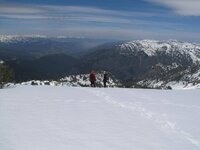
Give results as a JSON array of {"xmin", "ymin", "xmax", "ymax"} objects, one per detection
[
  {"xmin": 103, "ymin": 71, "xmax": 109, "ymax": 87},
  {"xmin": 89, "ymin": 71, "xmax": 96, "ymax": 87}
]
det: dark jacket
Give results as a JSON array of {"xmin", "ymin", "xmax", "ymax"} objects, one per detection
[
  {"xmin": 103, "ymin": 74, "xmax": 108, "ymax": 82},
  {"xmin": 90, "ymin": 73, "xmax": 96, "ymax": 82}
]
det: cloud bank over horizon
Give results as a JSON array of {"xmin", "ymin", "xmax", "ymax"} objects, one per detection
[{"xmin": 146, "ymin": 0, "xmax": 200, "ymax": 16}]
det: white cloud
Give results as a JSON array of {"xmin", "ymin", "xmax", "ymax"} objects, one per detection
[
  {"xmin": 0, "ymin": 13, "xmax": 133, "ymax": 24},
  {"xmin": 0, "ymin": 3, "xmax": 157, "ymax": 18},
  {"xmin": 0, "ymin": 4, "xmax": 45, "ymax": 14},
  {"xmin": 0, "ymin": 14, "xmax": 47, "ymax": 19},
  {"xmin": 146, "ymin": 0, "xmax": 200, "ymax": 16},
  {"xmin": 0, "ymin": 4, "xmax": 158, "ymax": 24},
  {"xmin": 44, "ymin": 5, "xmax": 157, "ymax": 17}
]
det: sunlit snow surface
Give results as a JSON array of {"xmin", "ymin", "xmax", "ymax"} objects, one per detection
[
  {"xmin": 0, "ymin": 86, "xmax": 200, "ymax": 150},
  {"xmin": 120, "ymin": 40, "xmax": 200, "ymax": 62}
]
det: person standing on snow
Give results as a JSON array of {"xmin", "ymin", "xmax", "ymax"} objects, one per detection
[
  {"xmin": 103, "ymin": 71, "xmax": 109, "ymax": 88},
  {"xmin": 89, "ymin": 71, "xmax": 96, "ymax": 87}
]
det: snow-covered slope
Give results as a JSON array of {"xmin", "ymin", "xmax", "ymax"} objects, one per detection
[
  {"xmin": 120, "ymin": 40, "xmax": 200, "ymax": 63},
  {"xmin": 16, "ymin": 72, "xmax": 122, "ymax": 88},
  {"xmin": 136, "ymin": 68, "xmax": 200, "ymax": 89},
  {"xmin": 60, "ymin": 72, "xmax": 122, "ymax": 87},
  {"xmin": 118, "ymin": 40, "xmax": 200, "ymax": 89},
  {"xmin": 0, "ymin": 86, "xmax": 200, "ymax": 150}
]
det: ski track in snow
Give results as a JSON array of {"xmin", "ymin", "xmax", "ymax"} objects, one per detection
[
  {"xmin": 83, "ymin": 88, "xmax": 200, "ymax": 149},
  {"xmin": 1, "ymin": 86, "xmax": 200, "ymax": 150}
]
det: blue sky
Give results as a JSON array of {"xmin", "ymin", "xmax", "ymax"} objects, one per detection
[{"xmin": 0, "ymin": 0, "xmax": 200, "ymax": 41}]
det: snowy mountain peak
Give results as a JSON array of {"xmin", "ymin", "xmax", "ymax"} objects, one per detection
[
  {"xmin": 0, "ymin": 35, "xmax": 47, "ymax": 43},
  {"xmin": 119, "ymin": 40, "xmax": 200, "ymax": 63},
  {"xmin": 0, "ymin": 35, "xmax": 86, "ymax": 43}
]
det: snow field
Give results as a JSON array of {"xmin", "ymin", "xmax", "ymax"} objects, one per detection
[{"xmin": 0, "ymin": 86, "xmax": 200, "ymax": 150}]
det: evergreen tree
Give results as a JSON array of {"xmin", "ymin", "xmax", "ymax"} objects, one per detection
[{"xmin": 0, "ymin": 63, "xmax": 14, "ymax": 88}]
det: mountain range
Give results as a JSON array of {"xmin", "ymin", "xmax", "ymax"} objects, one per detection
[
  {"xmin": 0, "ymin": 35, "xmax": 108, "ymax": 59},
  {"xmin": 1, "ymin": 35, "xmax": 200, "ymax": 89}
]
